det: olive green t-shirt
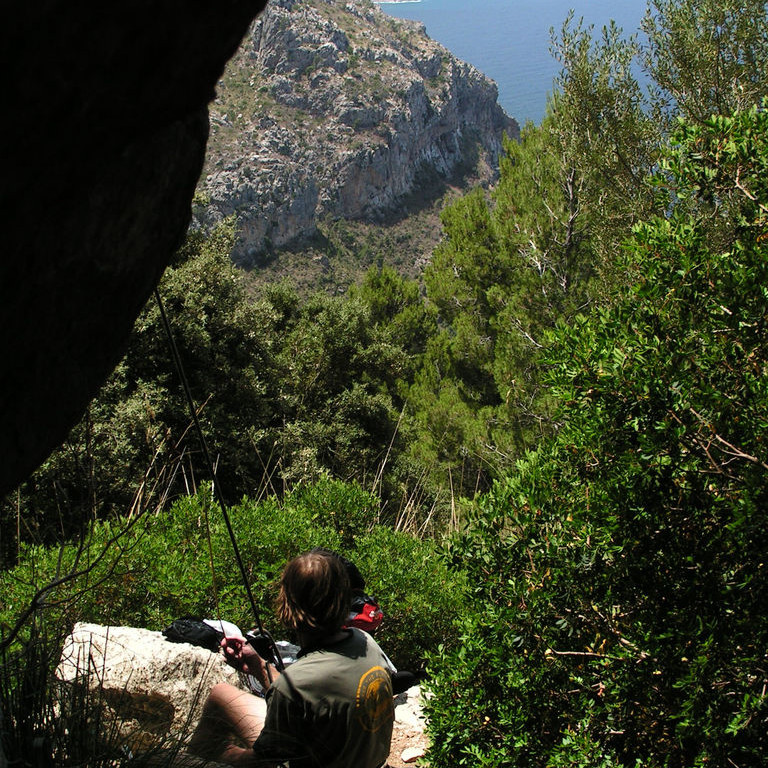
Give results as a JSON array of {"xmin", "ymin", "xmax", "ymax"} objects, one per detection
[{"xmin": 252, "ymin": 628, "xmax": 394, "ymax": 768}]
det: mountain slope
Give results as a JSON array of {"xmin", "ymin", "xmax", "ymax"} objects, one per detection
[{"xmin": 196, "ymin": 0, "xmax": 518, "ymax": 285}]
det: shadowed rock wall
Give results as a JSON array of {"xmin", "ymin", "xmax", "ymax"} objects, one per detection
[{"xmin": 0, "ymin": 1, "xmax": 269, "ymax": 496}]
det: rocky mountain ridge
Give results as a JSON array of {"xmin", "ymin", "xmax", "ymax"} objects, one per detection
[{"xmin": 196, "ymin": 0, "xmax": 518, "ymax": 272}]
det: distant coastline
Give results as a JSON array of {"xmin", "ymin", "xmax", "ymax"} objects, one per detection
[{"xmin": 379, "ymin": 0, "xmax": 647, "ymax": 124}]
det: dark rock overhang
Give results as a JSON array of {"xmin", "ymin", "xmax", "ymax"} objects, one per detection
[{"xmin": 0, "ymin": 1, "xmax": 269, "ymax": 497}]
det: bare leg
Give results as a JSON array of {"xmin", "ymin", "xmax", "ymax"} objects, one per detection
[{"xmin": 188, "ymin": 683, "xmax": 267, "ymax": 765}]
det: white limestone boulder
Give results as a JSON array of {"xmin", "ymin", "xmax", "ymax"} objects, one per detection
[
  {"xmin": 56, "ymin": 622, "xmax": 428, "ymax": 762},
  {"xmin": 56, "ymin": 622, "xmax": 250, "ymax": 752}
]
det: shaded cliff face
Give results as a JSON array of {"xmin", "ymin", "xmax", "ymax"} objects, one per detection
[
  {"xmin": 198, "ymin": 0, "xmax": 518, "ymax": 266},
  {"xmin": 0, "ymin": 2, "xmax": 269, "ymax": 497}
]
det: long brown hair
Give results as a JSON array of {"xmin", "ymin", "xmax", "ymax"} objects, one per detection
[{"xmin": 276, "ymin": 550, "xmax": 351, "ymax": 637}]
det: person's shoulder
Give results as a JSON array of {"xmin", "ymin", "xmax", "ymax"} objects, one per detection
[
  {"xmin": 350, "ymin": 626, "xmax": 380, "ymax": 645},
  {"xmin": 346, "ymin": 627, "xmax": 373, "ymax": 650},
  {"xmin": 273, "ymin": 656, "xmax": 315, "ymax": 696},
  {"xmin": 350, "ymin": 627, "xmax": 390, "ymax": 661}
]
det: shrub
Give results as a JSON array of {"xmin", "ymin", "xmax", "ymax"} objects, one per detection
[
  {"xmin": 285, "ymin": 476, "xmax": 378, "ymax": 549},
  {"xmin": 352, "ymin": 525, "xmax": 470, "ymax": 673},
  {"xmin": 423, "ymin": 107, "xmax": 768, "ymax": 767},
  {"xmin": 1, "ymin": 480, "xmax": 469, "ymax": 674}
]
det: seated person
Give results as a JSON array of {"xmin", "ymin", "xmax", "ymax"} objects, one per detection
[
  {"xmin": 188, "ymin": 550, "xmax": 394, "ymax": 767},
  {"xmin": 310, "ymin": 546, "xmax": 416, "ymax": 695}
]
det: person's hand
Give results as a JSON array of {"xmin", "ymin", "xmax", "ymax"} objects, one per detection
[
  {"xmin": 220, "ymin": 636, "xmax": 274, "ymax": 688},
  {"xmin": 221, "ymin": 635, "xmax": 255, "ymax": 671}
]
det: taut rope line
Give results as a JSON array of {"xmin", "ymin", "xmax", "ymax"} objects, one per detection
[{"xmin": 154, "ymin": 288, "xmax": 284, "ymax": 673}]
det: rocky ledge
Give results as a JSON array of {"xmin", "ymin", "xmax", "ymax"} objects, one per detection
[
  {"xmin": 196, "ymin": 0, "xmax": 518, "ymax": 267},
  {"xmin": 57, "ymin": 623, "xmax": 428, "ymax": 766}
]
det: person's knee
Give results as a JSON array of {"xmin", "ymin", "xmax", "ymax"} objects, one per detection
[
  {"xmin": 210, "ymin": 682, "xmax": 238, "ymax": 702},
  {"xmin": 200, "ymin": 682, "xmax": 238, "ymax": 717}
]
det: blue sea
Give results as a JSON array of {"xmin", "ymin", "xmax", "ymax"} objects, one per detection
[{"xmin": 377, "ymin": 0, "xmax": 647, "ymax": 125}]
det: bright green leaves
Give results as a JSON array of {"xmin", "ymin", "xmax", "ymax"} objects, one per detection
[
  {"xmin": 644, "ymin": 0, "xmax": 768, "ymax": 126},
  {"xmin": 247, "ymin": 283, "xmax": 409, "ymax": 496},
  {"xmin": 409, "ymin": 121, "xmax": 601, "ymax": 502},
  {"xmin": 424, "ymin": 105, "xmax": 768, "ymax": 767},
  {"xmin": 425, "ymin": 188, "xmax": 502, "ymax": 328},
  {"xmin": 1, "ymin": 480, "xmax": 470, "ymax": 674},
  {"xmin": 4, "ymin": 235, "xmax": 435, "ymax": 556},
  {"xmin": 348, "ymin": 265, "xmax": 437, "ymax": 362},
  {"xmin": 550, "ymin": 14, "xmax": 659, "ymax": 289}
]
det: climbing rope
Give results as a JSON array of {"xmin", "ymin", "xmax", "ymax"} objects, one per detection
[{"xmin": 154, "ymin": 288, "xmax": 284, "ymax": 673}]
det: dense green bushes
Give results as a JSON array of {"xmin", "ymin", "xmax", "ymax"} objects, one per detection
[
  {"xmin": 422, "ymin": 107, "xmax": 768, "ymax": 767},
  {"xmin": 1, "ymin": 231, "xmax": 442, "ymax": 564},
  {"xmin": 1, "ymin": 480, "xmax": 468, "ymax": 673}
]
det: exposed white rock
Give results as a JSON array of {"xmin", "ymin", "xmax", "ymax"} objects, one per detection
[
  {"xmin": 402, "ymin": 745, "xmax": 427, "ymax": 763},
  {"xmin": 394, "ymin": 685, "xmax": 428, "ymax": 731},
  {"xmin": 57, "ymin": 623, "xmax": 427, "ymax": 760},
  {"xmin": 196, "ymin": 0, "xmax": 519, "ymax": 267},
  {"xmin": 56, "ymin": 622, "xmax": 248, "ymax": 752}
]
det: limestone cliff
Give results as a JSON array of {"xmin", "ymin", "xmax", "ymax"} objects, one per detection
[{"xmin": 197, "ymin": 0, "xmax": 518, "ymax": 267}]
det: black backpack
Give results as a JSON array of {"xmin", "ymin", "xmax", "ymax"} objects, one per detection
[{"xmin": 162, "ymin": 617, "xmax": 224, "ymax": 652}]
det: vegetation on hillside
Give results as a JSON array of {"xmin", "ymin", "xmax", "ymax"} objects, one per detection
[
  {"xmin": 0, "ymin": 480, "xmax": 468, "ymax": 764},
  {"xmin": 425, "ymin": 104, "xmax": 768, "ymax": 767},
  {"xmin": 2, "ymin": 1, "xmax": 768, "ymax": 765},
  {"xmin": 1, "ymin": 481, "xmax": 467, "ymax": 673}
]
